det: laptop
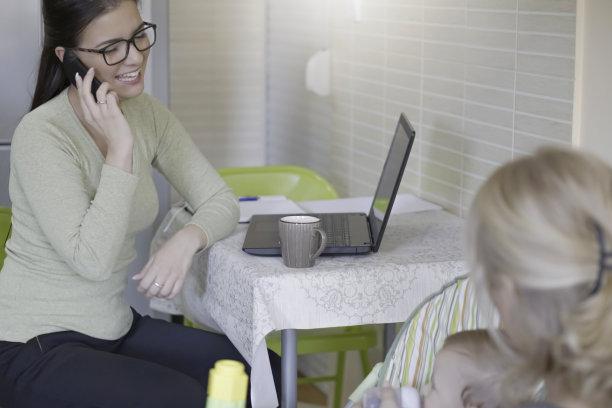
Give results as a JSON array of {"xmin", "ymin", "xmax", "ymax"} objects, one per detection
[{"xmin": 242, "ymin": 113, "xmax": 416, "ymax": 256}]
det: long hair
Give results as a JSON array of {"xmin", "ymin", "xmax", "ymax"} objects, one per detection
[
  {"xmin": 31, "ymin": 0, "xmax": 135, "ymax": 111},
  {"xmin": 466, "ymin": 147, "xmax": 612, "ymax": 407}
]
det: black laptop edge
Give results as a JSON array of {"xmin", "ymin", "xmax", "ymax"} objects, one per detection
[
  {"xmin": 369, "ymin": 113, "xmax": 415, "ymax": 252},
  {"xmin": 242, "ymin": 113, "xmax": 415, "ymax": 256}
]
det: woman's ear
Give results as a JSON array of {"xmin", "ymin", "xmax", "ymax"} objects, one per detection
[
  {"xmin": 489, "ymin": 274, "xmax": 516, "ymax": 308},
  {"xmin": 55, "ymin": 46, "xmax": 66, "ymax": 63}
]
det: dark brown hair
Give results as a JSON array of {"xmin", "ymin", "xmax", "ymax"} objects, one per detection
[{"xmin": 31, "ymin": 0, "xmax": 137, "ymax": 111}]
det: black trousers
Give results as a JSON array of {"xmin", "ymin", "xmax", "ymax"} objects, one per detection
[{"xmin": 0, "ymin": 310, "xmax": 281, "ymax": 408}]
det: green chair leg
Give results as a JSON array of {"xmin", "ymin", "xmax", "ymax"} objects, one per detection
[
  {"xmin": 359, "ymin": 348, "xmax": 371, "ymax": 376},
  {"xmin": 333, "ymin": 351, "xmax": 346, "ymax": 408},
  {"xmin": 265, "ymin": 326, "xmax": 377, "ymax": 408}
]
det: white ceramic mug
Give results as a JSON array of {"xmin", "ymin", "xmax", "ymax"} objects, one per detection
[{"xmin": 278, "ymin": 215, "xmax": 327, "ymax": 268}]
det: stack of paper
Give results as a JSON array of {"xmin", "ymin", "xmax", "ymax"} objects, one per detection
[
  {"xmin": 238, "ymin": 193, "xmax": 441, "ymax": 223},
  {"xmin": 297, "ymin": 193, "xmax": 441, "ymax": 214}
]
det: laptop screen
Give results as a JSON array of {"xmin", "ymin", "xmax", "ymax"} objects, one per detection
[{"xmin": 368, "ymin": 113, "xmax": 415, "ymax": 251}]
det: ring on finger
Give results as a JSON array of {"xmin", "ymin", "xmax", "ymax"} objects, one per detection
[
  {"xmin": 153, "ymin": 282, "xmax": 163, "ymax": 288},
  {"xmin": 96, "ymin": 99, "xmax": 107, "ymax": 104}
]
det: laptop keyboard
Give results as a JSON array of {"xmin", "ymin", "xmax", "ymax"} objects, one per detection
[{"xmin": 318, "ymin": 214, "xmax": 351, "ymax": 247}]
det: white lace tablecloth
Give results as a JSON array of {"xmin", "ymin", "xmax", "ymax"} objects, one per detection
[{"xmin": 152, "ymin": 208, "xmax": 466, "ymax": 408}]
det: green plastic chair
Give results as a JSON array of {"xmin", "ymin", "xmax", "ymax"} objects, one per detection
[
  {"xmin": 219, "ymin": 165, "xmax": 377, "ymax": 408},
  {"xmin": 0, "ymin": 206, "xmax": 12, "ymax": 271},
  {"xmin": 217, "ymin": 165, "xmax": 340, "ymax": 202}
]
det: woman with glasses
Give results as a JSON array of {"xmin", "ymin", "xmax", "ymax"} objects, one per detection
[{"xmin": 0, "ymin": 1, "xmax": 280, "ymax": 407}]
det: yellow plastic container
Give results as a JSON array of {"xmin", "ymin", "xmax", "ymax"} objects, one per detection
[{"xmin": 206, "ymin": 360, "xmax": 249, "ymax": 408}]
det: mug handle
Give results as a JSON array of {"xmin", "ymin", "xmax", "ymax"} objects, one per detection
[{"xmin": 310, "ymin": 228, "xmax": 328, "ymax": 261}]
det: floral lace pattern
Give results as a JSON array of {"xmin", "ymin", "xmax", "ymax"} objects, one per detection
[{"xmin": 150, "ymin": 207, "xmax": 466, "ymax": 403}]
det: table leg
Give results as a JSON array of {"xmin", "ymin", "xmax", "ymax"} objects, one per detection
[
  {"xmin": 383, "ymin": 323, "xmax": 396, "ymax": 355},
  {"xmin": 281, "ymin": 329, "xmax": 298, "ymax": 408}
]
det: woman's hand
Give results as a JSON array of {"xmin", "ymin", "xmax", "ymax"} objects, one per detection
[
  {"xmin": 75, "ymin": 68, "xmax": 133, "ymax": 172},
  {"xmin": 133, "ymin": 225, "xmax": 207, "ymax": 299}
]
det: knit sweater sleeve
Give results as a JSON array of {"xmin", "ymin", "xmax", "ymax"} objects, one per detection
[
  {"xmin": 10, "ymin": 112, "xmax": 139, "ymax": 281},
  {"xmin": 146, "ymin": 96, "xmax": 239, "ymax": 248}
]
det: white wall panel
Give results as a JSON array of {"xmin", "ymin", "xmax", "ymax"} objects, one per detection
[
  {"xmin": 169, "ymin": 1, "xmax": 266, "ymax": 169},
  {"xmin": 268, "ymin": 0, "xmax": 576, "ymax": 215}
]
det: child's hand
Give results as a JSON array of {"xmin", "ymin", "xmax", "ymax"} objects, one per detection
[
  {"xmin": 360, "ymin": 383, "xmax": 405, "ymax": 408},
  {"xmin": 356, "ymin": 383, "xmax": 421, "ymax": 408},
  {"xmin": 379, "ymin": 385, "xmax": 401, "ymax": 408}
]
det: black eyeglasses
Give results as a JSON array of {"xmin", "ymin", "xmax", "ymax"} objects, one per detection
[{"xmin": 72, "ymin": 22, "xmax": 157, "ymax": 66}]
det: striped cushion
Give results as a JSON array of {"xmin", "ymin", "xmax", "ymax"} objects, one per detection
[{"xmin": 378, "ymin": 275, "xmax": 498, "ymax": 389}]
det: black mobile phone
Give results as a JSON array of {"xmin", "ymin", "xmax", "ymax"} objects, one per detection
[{"xmin": 62, "ymin": 50, "xmax": 102, "ymax": 100}]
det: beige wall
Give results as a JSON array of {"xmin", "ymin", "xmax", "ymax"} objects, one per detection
[
  {"xmin": 169, "ymin": 1, "xmax": 267, "ymax": 169},
  {"xmin": 267, "ymin": 0, "xmax": 577, "ymax": 217},
  {"xmin": 573, "ymin": 0, "xmax": 612, "ymax": 162},
  {"xmin": 169, "ymin": 1, "xmax": 579, "ymax": 217}
]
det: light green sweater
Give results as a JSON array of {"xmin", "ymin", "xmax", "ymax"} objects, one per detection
[{"xmin": 0, "ymin": 89, "xmax": 239, "ymax": 342}]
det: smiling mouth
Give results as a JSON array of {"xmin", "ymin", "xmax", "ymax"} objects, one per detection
[{"xmin": 116, "ymin": 70, "xmax": 141, "ymax": 82}]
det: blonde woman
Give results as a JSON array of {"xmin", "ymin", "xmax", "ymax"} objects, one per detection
[{"xmin": 466, "ymin": 147, "xmax": 612, "ymax": 408}]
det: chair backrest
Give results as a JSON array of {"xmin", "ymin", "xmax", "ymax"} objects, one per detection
[
  {"xmin": 377, "ymin": 275, "xmax": 499, "ymax": 390},
  {"xmin": 0, "ymin": 206, "xmax": 12, "ymax": 270},
  {"xmin": 217, "ymin": 165, "xmax": 339, "ymax": 201}
]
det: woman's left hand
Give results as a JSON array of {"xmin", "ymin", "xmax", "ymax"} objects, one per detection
[{"xmin": 133, "ymin": 225, "xmax": 207, "ymax": 299}]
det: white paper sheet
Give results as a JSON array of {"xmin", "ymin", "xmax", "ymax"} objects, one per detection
[
  {"xmin": 297, "ymin": 193, "xmax": 441, "ymax": 214},
  {"xmin": 239, "ymin": 196, "xmax": 305, "ymax": 223}
]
